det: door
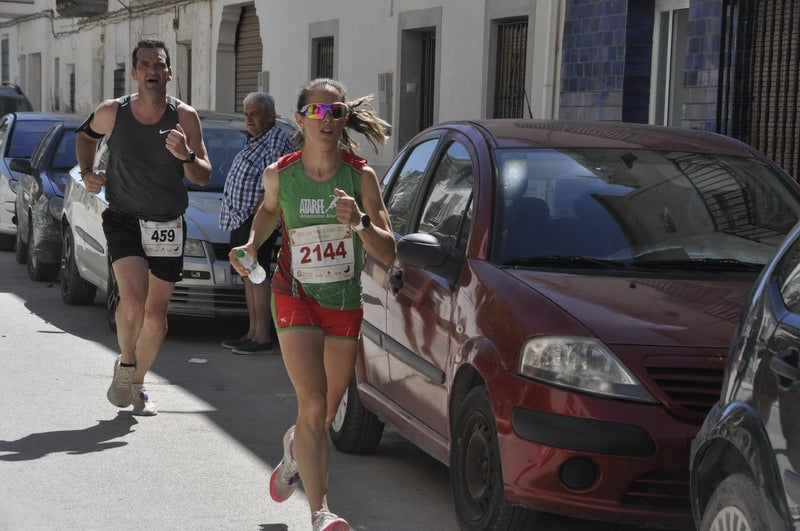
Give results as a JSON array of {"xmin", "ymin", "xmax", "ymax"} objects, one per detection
[{"xmin": 385, "ymin": 139, "xmax": 474, "ymax": 436}]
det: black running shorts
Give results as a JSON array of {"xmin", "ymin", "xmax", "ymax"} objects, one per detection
[{"xmin": 102, "ymin": 209, "xmax": 185, "ymax": 283}]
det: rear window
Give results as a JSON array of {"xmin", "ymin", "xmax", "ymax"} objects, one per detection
[{"xmin": 8, "ymin": 120, "xmax": 60, "ymax": 158}]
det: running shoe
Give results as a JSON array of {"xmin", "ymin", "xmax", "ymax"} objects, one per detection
[
  {"xmin": 312, "ymin": 509, "xmax": 349, "ymax": 531},
  {"xmin": 131, "ymin": 383, "xmax": 157, "ymax": 416},
  {"xmin": 269, "ymin": 425, "xmax": 300, "ymax": 502},
  {"xmin": 107, "ymin": 355, "xmax": 134, "ymax": 407}
]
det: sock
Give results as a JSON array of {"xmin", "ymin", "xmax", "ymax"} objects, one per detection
[{"xmin": 120, "ymin": 362, "xmax": 136, "ymax": 368}]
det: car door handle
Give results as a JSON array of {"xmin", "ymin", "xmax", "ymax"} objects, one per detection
[{"xmin": 770, "ymin": 351, "xmax": 800, "ymax": 384}]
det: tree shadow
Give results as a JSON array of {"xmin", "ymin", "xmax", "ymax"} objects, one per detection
[{"xmin": 0, "ymin": 413, "xmax": 137, "ymax": 461}]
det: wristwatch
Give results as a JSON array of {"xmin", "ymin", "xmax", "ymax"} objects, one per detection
[
  {"xmin": 353, "ymin": 214, "xmax": 371, "ymax": 232},
  {"xmin": 182, "ymin": 150, "xmax": 196, "ymax": 164}
]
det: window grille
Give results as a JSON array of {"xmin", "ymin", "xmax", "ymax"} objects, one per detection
[
  {"xmin": 494, "ymin": 19, "xmax": 528, "ymax": 119},
  {"xmin": 314, "ymin": 38, "xmax": 334, "ymax": 79},
  {"xmin": 419, "ymin": 31, "xmax": 435, "ymax": 130},
  {"xmin": 719, "ymin": 0, "xmax": 800, "ymax": 178}
]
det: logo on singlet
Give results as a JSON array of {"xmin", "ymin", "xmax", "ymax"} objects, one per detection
[{"xmin": 299, "ymin": 196, "xmax": 338, "ymax": 219}]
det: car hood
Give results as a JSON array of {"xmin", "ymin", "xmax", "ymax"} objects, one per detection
[
  {"xmin": 185, "ymin": 191, "xmax": 227, "ymax": 244},
  {"xmin": 506, "ymin": 269, "xmax": 751, "ymax": 347}
]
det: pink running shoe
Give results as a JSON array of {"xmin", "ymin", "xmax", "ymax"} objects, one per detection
[
  {"xmin": 269, "ymin": 425, "xmax": 300, "ymax": 502},
  {"xmin": 312, "ymin": 509, "xmax": 349, "ymax": 531}
]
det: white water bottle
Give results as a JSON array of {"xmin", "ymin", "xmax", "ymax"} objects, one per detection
[{"xmin": 235, "ymin": 249, "xmax": 266, "ymax": 284}]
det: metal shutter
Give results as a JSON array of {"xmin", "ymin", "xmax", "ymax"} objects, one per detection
[{"xmin": 235, "ymin": 4, "xmax": 262, "ymax": 113}]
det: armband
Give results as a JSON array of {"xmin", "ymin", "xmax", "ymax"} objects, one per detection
[{"xmin": 76, "ymin": 113, "xmax": 104, "ymax": 139}]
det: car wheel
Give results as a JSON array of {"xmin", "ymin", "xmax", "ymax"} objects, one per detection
[
  {"xmin": 27, "ymin": 218, "xmax": 58, "ymax": 281},
  {"xmin": 60, "ymin": 227, "xmax": 96, "ymax": 305},
  {"xmin": 450, "ymin": 387, "xmax": 533, "ymax": 531},
  {"xmin": 699, "ymin": 473, "xmax": 773, "ymax": 531},
  {"xmin": 15, "ymin": 218, "xmax": 26, "ymax": 264},
  {"xmin": 0, "ymin": 233, "xmax": 14, "ymax": 251},
  {"xmin": 329, "ymin": 376, "xmax": 384, "ymax": 453},
  {"xmin": 106, "ymin": 261, "xmax": 118, "ymax": 333}
]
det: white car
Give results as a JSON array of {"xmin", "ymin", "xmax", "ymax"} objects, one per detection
[{"xmin": 60, "ymin": 112, "xmax": 295, "ymax": 330}]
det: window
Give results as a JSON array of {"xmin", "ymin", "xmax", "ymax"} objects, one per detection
[
  {"xmin": 651, "ymin": 1, "xmax": 689, "ymax": 126},
  {"xmin": 385, "ymin": 138, "xmax": 439, "ymax": 235},
  {"xmin": 313, "ymin": 37, "xmax": 334, "ymax": 79},
  {"xmin": 494, "ymin": 18, "xmax": 528, "ymax": 118},
  {"xmin": 113, "ymin": 67, "xmax": 125, "ymax": 98},
  {"xmin": 418, "ymin": 141, "xmax": 473, "ymax": 281},
  {"xmin": 1, "ymin": 38, "xmax": 8, "ymax": 83}
]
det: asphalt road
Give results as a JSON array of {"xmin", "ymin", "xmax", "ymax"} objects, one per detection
[{"xmin": 0, "ymin": 250, "xmax": 670, "ymax": 530}]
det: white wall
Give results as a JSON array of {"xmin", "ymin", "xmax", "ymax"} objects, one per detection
[{"xmin": 0, "ymin": 0, "xmax": 562, "ymax": 167}]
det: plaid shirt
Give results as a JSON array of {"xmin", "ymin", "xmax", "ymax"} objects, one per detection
[{"xmin": 219, "ymin": 124, "xmax": 296, "ymax": 231}]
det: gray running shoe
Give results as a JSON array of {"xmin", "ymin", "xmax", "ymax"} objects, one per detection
[
  {"xmin": 312, "ymin": 509, "xmax": 349, "ymax": 531},
  {"xmin": 269, "ymin": 425, "xmax": 300, "ymax": 502},
  {"xmin": 107, "ymin": 356, "xmax": 134, "ymax": 407},
  {"xmin": 131, "ymin": 383, "xmax": 157, "ymax": 416}
]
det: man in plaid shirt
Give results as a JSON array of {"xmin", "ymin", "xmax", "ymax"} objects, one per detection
[{"xmin": 220, "ymin": 91, "xmax": 296, "ymax": 354}]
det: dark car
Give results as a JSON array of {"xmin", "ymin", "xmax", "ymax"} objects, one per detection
[
  {"xmin": 13, "ymin": 118, "xmax": 81, "ymax": 281},
  {"xmin": 329, "ymin": 120, "xmax": 800, "ymax": 529},
  {"xmin": 0, "ymin": 112, "xmax": 76, "ymax": 253},
  {"xmin": 0, "ymin": 83, "xmax": 33, "ymax": 114},
  {"xmin": 60, "ymin": 113, "xmax": 296, "ymax": 328},
  {"xmin": 689, "ymin": 223, "xmax": 800, "ymax": 530}
]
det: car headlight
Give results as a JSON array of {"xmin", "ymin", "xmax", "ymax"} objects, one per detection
[
  {"xmin": 48, "ymin": 196, "xmax": 63, "ymax": 219},
  {"xmin": 184, "ymin": 238, "xmax": 206, "ymax": 258},
  {"xmin": 519, "ymin": 336, "xmax": 657, "ymax": 403}
]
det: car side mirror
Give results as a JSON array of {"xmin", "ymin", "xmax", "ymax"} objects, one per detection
[
  {"xmin": 397, "ymin": 232, "xmax": 449, "ymax": 268},
  {"xmin": 9, "ymin": 157, "xmax": 33, "ymax": 175}
]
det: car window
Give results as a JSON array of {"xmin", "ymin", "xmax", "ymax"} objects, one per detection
[
  {"xmin": 30, "ymin": 126, "xmax": 57, "ymax": 167},
  {"xmin": 9, "ymin": 120, "xmax": 61, "ymax": 158},
  {"xmin": 492, "ymin": 147, "xmax": 800, "ymax": 268},
  {"xmin": 185, "ymin": 126, "xmax": 247, "ymax": 192},
  {"xmin": 776, "ymin": 235, "xmax": 800, "ymax": 312},
  {"xmin": 52, "ymin": 130, "xmax": 77, "ymax": 170},
  {"xmin": 418, "ymin": 141, "xmax": 473, "ymax": 282},
  {"xmin": 0, "ymin": 118, "xmax": 9, "ymax": 155},
  {"xmin": 385, "ymin": 138, "xmax": 439, "ymax": 235}
]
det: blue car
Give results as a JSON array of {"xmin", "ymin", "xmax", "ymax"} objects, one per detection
[
  {"xmin": 0, "ymin": 112, "xmax": 76, "ymax": 253},
  {"xmin": 13, "ymin": 118, "xmax": 81, "ymax": 281}
]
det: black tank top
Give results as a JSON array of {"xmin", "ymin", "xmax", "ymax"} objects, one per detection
[{"xmin": 105, "ymin": 95, "xmax": 187, "ymax": 221}]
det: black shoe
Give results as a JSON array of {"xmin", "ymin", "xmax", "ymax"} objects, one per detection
[
  {"xmin": 232, "ymin": 340, "xmax": 276, "ymax": 355},
  {"xmin": 221, "ymin": 335, "xmax": 249, "ymax": 349}
]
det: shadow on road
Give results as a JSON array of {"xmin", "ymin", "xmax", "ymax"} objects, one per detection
[{"xmin": 0, "ymin": 413, "xmax": 137, "ymax": 461}]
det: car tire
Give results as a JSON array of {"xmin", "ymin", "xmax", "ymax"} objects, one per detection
[
  {"xmin": 0, "ymin": 233, "xmax": 14, "ymax": 251},
  {"xmin": 60, "ymin": 227, "xmax": 96, "ymax": 305},
  {"xmin": 106, "ymin": 260, "xmax": 119, "ymax": 333},
  {"xmin": 699, "ymin": 473, "xmax": 773, "ymax": 531},
  {"xmin": 329, "ymin": 376, "xmax": 384, "ymax": 454},
  {"xmin": 450, "ymin": 387, "xmax": 533, "ymax": 531},
  {"xmin": 27, "ymin": 218, "xmax": 58, "ymax": 282},
  {"xmin": 15, "ymin": 218, "xmax": 26, "ymax": 264}
]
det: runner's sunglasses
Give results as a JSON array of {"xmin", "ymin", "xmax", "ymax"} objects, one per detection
[{"xmin": 298, "ymin": 102, "xmax": 349, "ymax": 120}]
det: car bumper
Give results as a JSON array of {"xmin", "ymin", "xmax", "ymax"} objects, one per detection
[
  {"xmin": 171, "ymin": 255, "xmax": 247, "ymax": 317},
  {"xmin": 489, "ymin": 371, "xmax": 695, "ymax": 529},
  {"xmin": 32, "ymin": 217, "xmax": 63, "ymax": 263}
]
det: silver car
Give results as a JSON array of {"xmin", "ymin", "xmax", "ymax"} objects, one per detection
[{"xmin": 60, "ymin": 112, "xmax": 295, "ymax": 330}]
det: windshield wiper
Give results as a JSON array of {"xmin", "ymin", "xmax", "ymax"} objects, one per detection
[
  {"xmin": 634, "ymin": 258, "xmax": 763, "ymax": 272},
  {"xmin": 504, "ymin": 255, "xmax": 628, "ymax": 269}
]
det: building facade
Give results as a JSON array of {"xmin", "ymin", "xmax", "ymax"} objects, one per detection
[{"xmin": 0, "ymin": 0, "xmax": 797, "ymax": 177}]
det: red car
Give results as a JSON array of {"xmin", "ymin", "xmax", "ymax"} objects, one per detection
[{"xmin": 329, "ymin": 120, "xmax": 800, "ymax": 529}]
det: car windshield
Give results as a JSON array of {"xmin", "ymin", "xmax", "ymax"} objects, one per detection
[
  {"xmin": 492, "ymin": 148, "xmax": 800, "ymax": 270},
  {"xmin": 184, "ymin": 126, "xmax": 247, "ymax": 192},
  {"xmin": 8, "ymin": 120, "xmax": 60, "ymax": 158}
]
